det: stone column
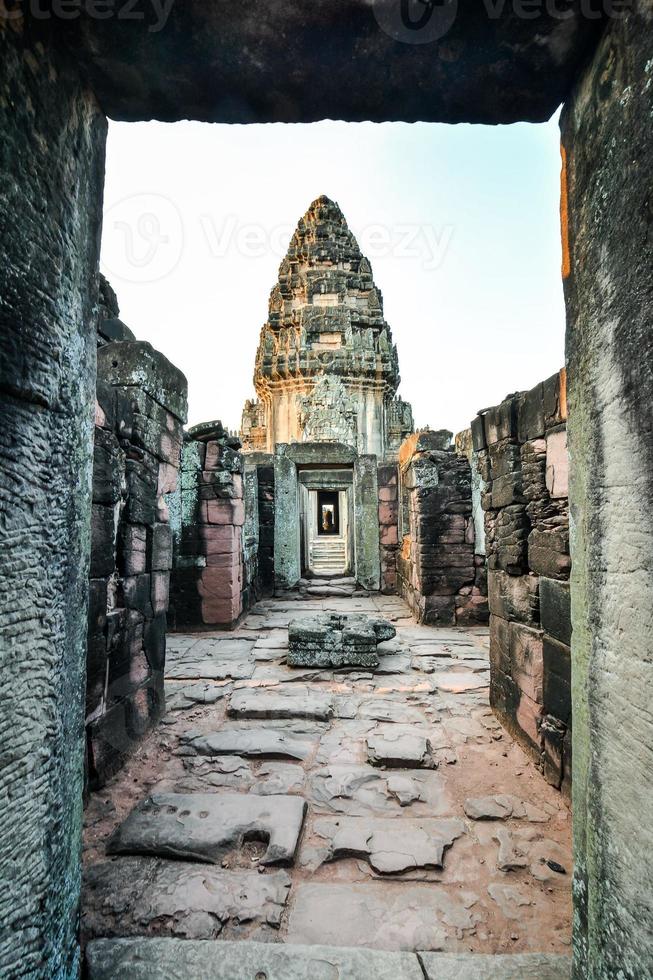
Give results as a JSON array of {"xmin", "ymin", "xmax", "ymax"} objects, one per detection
[
  {"xmin": 561, "ymin": 9, "xmax": 653, "ymax": 977},
  {"xmin": 0, "ymin": 20, "xmax": 107, "ymax": 977},
  {"xmin": 354, "ymin": 455, "xmax": 381, "ymax": 591},
  {"xmin": 274, "ymin": 444, "xmax": 301, "ymax": 590}
]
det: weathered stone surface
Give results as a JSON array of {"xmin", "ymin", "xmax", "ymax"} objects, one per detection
[
  {"xmin": 309, "ymin": 765, "xmax": 453, "ymax": 817},
  {"xmin": 0, "ymin": 23, "xmax": 108, "ymax": 975},
  {"xmin": 107, "ymin": 793, "xmax": 307, "ymax": 865},
  {"xmin": 98, "ymin": 342, "xmax": 187, "ymax": 422},
  {"xmin": 313, "ymin": 816, "xmax": 465, "ymax": 874},
  {"xmin": 83, "ymin": 862, "xmax": 291, "ymax": 940},
  {"xmin": 166, "ymin": 657, "xmax": 253, "ymax": 681},
  {"xmin": 86, "ymin": 939, "xmax": 424, "ymax": 980},
  {"xmin": 367, "ymin": 728, "xmax": 435, "ymax": 769},
  {"xmin": 180, "ymin": 728, "xmax": 317, "ymax": 761},
  {"xmin": 227, "ymin": 687, "xmax": 334, "ymax": 722},
  {"xmin": 539, "ymin": 578, "xmax": 572, "ymax": 648},
  {"xmin": 418, "ymin": 952, "xmax": 571, "ymax": 979},
  {"xmin": 464, "ymin": 795, "xmax": 518, "ymax": 821},
  {"xmin": 287, "ymin": 882, "xmax": 479, "ymax": 949}
]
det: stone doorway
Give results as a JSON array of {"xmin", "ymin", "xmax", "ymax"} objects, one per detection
[{"xmin": 303, "ymin": 486, "xmax": 352, "ymax": 578}]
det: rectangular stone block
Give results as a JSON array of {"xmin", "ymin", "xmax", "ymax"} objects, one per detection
[
  {"xmin": 543, "ymin": 635, "xmax": 571, "ymax": 723},
  {"xmin": 378, "ymin": 500, "xmax": 398, "ymax": 526},
  {"xmin": 201, "ymin": 524, "xmax": 241, "ymax": 557},
  {"xmin": 151, "ymin": 571, "xmax": 170, "ymax": 616},
  {"xmin": 488, "ymin": 570, "xmax": 539, "ymax": 625},
  {"xmin": 198, "ymin": 566, "xmax": 241, "ymax": 600},
  {"xmin": 471, "ymin": 414, "xmax": 487, "ymax": 452},
  {"xmin": 378, "ymin": 485, "xmax": 398, "ymax": 502},
  {"xmin": 483, "ymin": 397, "xmax": 518, "ymax": 445},
  {"xmin": 545, "ymin": 427, "xmax": 569, "ymax": 498},
  {"xmin": 92, "ymin": 427, "xmax": 124, "ymax": 505},
  {"xmin": 157, "ymin": 461, "xmax": 178, "ymax": 497},
  {"xmin": 540, "ymin": 577, "xmax": 571, "ymax": 646},
  {"xmin": 121, "ymin": 524, "xmax": 147, "ymax": 576},
  {"xmin": 123, "ymin": 574, "xmax": 153, "ymax": 618},
  {"xmin": 518, "ymin": 382, "xmax": 545, "ymax": 442},
  {"xmin": 203, "ymin": 498, "xmax": 245, "ymax": 526},
  {"xmin": 91, "ymin": 504, "xmax": 117, "ymax": 578},
  {"xmin": 528, "ymin": 527, "xmax": 571, "ymax": 580},
  {"xmin": 380, "ymin": 523, "xmax": 398, "ymax": 546},
  {"xmin": 150, "ymin": 523, "xmax": 172, "ymax": 571},
  {"xmin": 124, "ymin": 458, "xmax": 157, "ymax": 526},
  {"xmin": 509, "ymin": 622, "xmax": 544, "ymax": 703},
  {"xmin": 201, "ymin": 593, "xmax": 242, "ymax": 626},
  {"xmin": 489, "ymin": 614, "xmax": 511, "ymax": 675}
]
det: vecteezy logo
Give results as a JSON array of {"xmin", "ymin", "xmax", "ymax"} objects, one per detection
[
  {"xmin": 373, "ymin": 0, "xmax": 458, "ymax": 44},
  {"xmin": 102, "ymin": 193, "xmax": 184, "ymax": 284}
]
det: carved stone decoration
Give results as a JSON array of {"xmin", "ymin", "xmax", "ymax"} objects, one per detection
[{"xmin": 297, "ymin": 374, "xmax": 358, "ymax": 448}]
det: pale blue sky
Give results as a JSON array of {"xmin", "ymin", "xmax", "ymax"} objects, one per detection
[{"xmin": 101, "ymin": 116, "xmax": 565, "ymax": 435}]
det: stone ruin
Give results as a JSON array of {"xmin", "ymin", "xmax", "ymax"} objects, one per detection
[{"xmin": 288, "ymin": 613, "xmax": 396, "ymax": 669}]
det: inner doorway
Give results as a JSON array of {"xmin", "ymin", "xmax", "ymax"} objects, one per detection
[{"xmin": 306, "ymin": 488, "xmax": 349, "ymax": 576}]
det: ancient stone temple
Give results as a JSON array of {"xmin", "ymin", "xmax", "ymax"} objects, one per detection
[{"xmin": 240, "ymin": 196, "xmax": 413, "ymax": 587}]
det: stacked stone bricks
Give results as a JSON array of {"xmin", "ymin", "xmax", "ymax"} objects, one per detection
[
  {"xmin": 472, "ymin": 370, "xmax": 571, "ymax": 796},
  {"xmin": 170, "ymin": 422, "xmax": 254, "ymax": 629},
  {"xmin": 87, "ymin": 340, "xmax": 187, "ymax": 787},
  {"xmin": 396, "ymin": 430, "xmax": 488, "ymax": 626},
  {"xmin": 377, "ymin": 464, "xmax": 399, "ymax": 593}
]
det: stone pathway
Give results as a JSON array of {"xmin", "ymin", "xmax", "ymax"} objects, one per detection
[{"xmin": 82, "ymin": 594, "xmax": 572, "ymax": 974}]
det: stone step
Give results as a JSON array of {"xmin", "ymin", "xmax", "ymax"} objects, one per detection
[
  {"xmin": 86, "ymin": 939, "xmax": 571, "ymax": 979},
  {"xmin": 107, "ymin": 792, "xmax": 307, "ymax": 865},
  {"xmin": 227, "ymin": 686, "xmax": 334, "ymax": 721}
]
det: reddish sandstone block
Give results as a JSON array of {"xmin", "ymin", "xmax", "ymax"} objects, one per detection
[
  {"xmin": 200, "ymin": 524, "xmax": 240, "ymax": 556},
  {"xmin": 198, "ymin": 566, "xmax": 241, "ymax": 600},
  {"xmin": 204, "ymin": 498, "xmax": 245, "ymax": 526},
  {"xmin": 380, "ymin": 524, "xmax": 399, "ymax": 546},
  {"xmin": 202, "ymin": 593, "xmax": 241, "ymax": 625},
  {"xmin": 378, "ymin": 501, "xmax": 398, "ymax": 526},
  {"xmin": 379, "ymin": 485, "xmax": 398, "ymax": 502},
  {"xmin": 510, "ymin": 622, "xmax": 544, "ymax": 703},
  {"xmin": 151, "ymin": 571, "xmax": 170, "ymax": 615}
]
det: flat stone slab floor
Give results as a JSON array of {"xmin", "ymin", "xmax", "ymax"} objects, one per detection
[{"xmin": 82, "ymin": 594, "xmax": 572, "ymax": 963}]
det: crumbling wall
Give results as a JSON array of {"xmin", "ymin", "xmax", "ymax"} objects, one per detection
[
  {"xmin": 377, "ymin": 463, "xmax": 399, "ymax": 594},
  {"xmin": 87, "ymin": 341, "xmax": 187, "ymax": 786},
  {"xmin": 397, "ymin": 431, "xmax": 488, "ymax": 625},
  {"xmin": 169, "ymin": 423, "xmax": 250, "ymax": 630},
  {"xmin": 471, "ymin": 371, "xmax": 571, "ymax": 796}
]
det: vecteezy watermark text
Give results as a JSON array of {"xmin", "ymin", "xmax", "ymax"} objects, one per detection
[
  {"xmin": 102, "ymin": 194, "xmax": 455, "ymax": 284},
  {"xmin": 373, "ymin": 0, "xmax": 636, "ymax": 44},
  {"xmin": 1, "ymin": 0, "xmax": 175, "ymax": 32}
]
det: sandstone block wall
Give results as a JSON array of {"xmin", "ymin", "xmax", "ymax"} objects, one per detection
[
  {"xmin": 169, "ymin": 424, "xmax": 254, "ymax": 629},
  {"xmin": 397, "ymin": 431, "xmax": 488, "ymax": 625},
  {"xmin": 472, "ymin": 371, "xmax": 571, "ymax": 796},
  {"xmin": 87, "ymin": 341, "xmax": 187, "ymax": 787},
  {"xmin": 377, "ymin": 464, "xmax": 399, "ymax": 594}
]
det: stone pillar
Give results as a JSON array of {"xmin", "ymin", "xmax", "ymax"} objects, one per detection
[
  {"xmin": 377, "ymin": 463, "xmax": 399, "ymax": 593},
  {"xmin": 561, "ymin": 9, "xmax": 653, "ymax": 977},
  {"xmin": 0, "ymin": 20, "xmax": 106, "ymax": 977},
  {"xmin": 274, "ymin": 444, "xmax": 301, "ymax": 590},
  {"xmin": 354, "ymin": 455, "xmax": 381, "ymax": 591}
]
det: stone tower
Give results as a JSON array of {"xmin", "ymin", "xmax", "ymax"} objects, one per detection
[{"xmin": 240, "ymin": 195, "xmax": 413, "ymax": 459}]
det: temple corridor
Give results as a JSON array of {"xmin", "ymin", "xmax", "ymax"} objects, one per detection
[{"xmin": 82, "ymin": 591, "xmax": 571, "ymax": 976}]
